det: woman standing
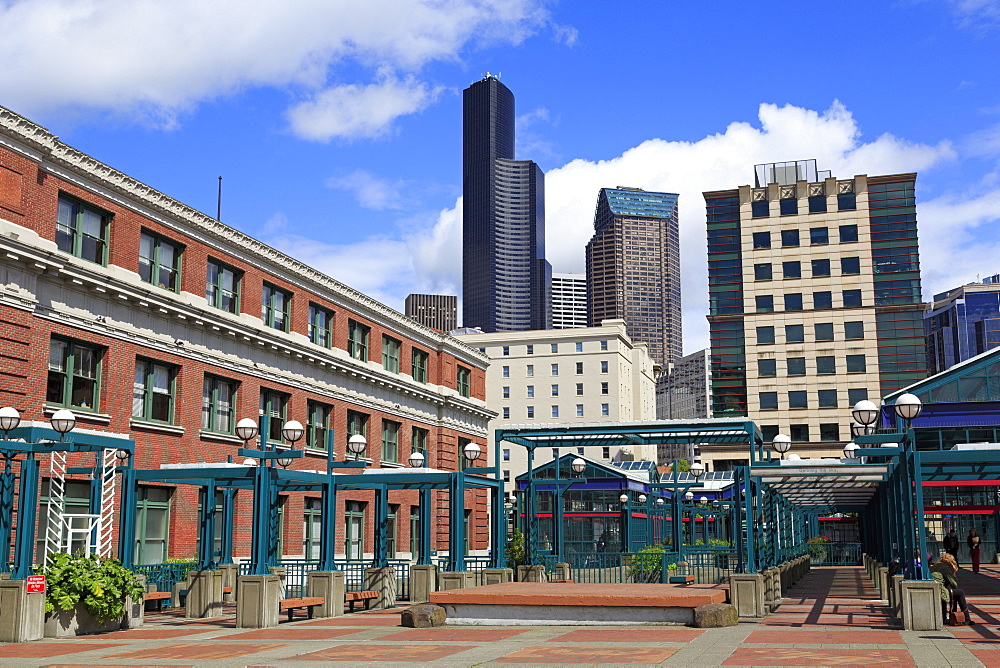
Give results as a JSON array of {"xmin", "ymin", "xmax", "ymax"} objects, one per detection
[{"xmin": 968, "ymin": 529, "xmax": 982, "ymax": 574}]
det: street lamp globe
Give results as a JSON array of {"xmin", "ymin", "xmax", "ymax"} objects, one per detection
[
  {"xmin": 656, "ymin": 497, "xmax": 665, "ymax": 505},
  {"xmin": 571, "ymin": 457, "xmax": 586, "ymax": 474},
  {"xmin": 684, "ymin": 491, "xmax": 694, "ymax": 502},
  {"xmin": 638, "ymin": 494, "xmax": 647, "ymax": 503},
  {"xmin": 771, "ymin": 433, "xmax": 792, "ymax": 455},
  {"xmin": 49, "ymin": 409, "xmax": 76, "ymax": 435},
  {"xmin": 619, "ymin": 493, "xmax": 628, "ymax": 503},
  {"xmin": 843, "ymin": 442, "xmax": 859, "ymax": 459},
  {"xmin": 281, "ymin": 420, "xmax": 304, "ymax": 444},
  {"xmin": 242, "ymin": 458, "xmax": 257, "ymax": 466},
  {"xmin": 787, "ymin": 453, "xmax": 801, "ymax": 461},
  {"xmin": 115, "ymin": 449, "xmax": 130, "ymax": 461},
  {"xmin": 852, "ymin": 400, "xmax": 879, "ymax": 427},
  {"xmin": 893, "ymin": 393, "xmax": 923, "ymax": 422},
  {"xmin": 235, "ymin": 418, "xmax": 259, "ymax": 442},
  {"xmin": 276, "ymin": 456, "xmax": 293, "ymax": 468},
  {"xmin": 700, "ymin": 496, "xmax": 708, "ymax": 504},
  {"xmin": 689, "ymin": 461, "xmax": 705, "ymax": 479},
  {"xmin": 0, "ymin": 406, "xmax": 21, "ymax": 433},
  {"xmin": 463, "ymin": 442, "xmax": 482, "ymax": 463},
  {"xmin": 347, "ymin": 434, "xmax": 368, "ymax": 456},
  {"xmin": 408, "ymin": 451, "xmax": 425, "ymax": 468}
]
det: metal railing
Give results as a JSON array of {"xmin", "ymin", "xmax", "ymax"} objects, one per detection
[
  {"xmin": 680, "ymin": 549, "xmax": 739, "ymax": 584},
  {"xmin": 132, "ymin": 561, "xmax": 198, "ymax": 592},
  {"xmin": 806, "ymin": 542, "xmax": 863, "ymax": 566},
  {"xmin": 566, "ymin": 550, "xmax": 683, "ymax": 585}
]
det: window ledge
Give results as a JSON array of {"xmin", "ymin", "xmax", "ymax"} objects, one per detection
[
  {"xmin": 130, "ymin": 419, "xmax": 185, "ymax": 436},
  {"xmin": 199, "ymin": 430, "xmax": 243, "ymax": 445},
  {"xmin": 380, "ymin": 461, "xmax": 404, "ymax": 469},
  {"xmin": 43, "ymin": 405, "xmax": 111, "ymax": 425}
]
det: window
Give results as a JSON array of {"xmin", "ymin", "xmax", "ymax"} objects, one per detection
[
  {"xmin": 526, "ymin": 365, "xmax": 534, "ymax": 377},
  {"xmin": 816, "ymin": 356, "xmax": 836, "ymax": 375},
  {"xmin": 760, "ymin": 425, "xmax": 779, "ymax": 442},
  {"xmin": 410, "ymin": 505, "xmax": 421, "ymax": 558},
  {"xmin": 139, "ymin": 231, "xmax": 181, "ymax": 291},
  {"xmin": 785, "ymin": 324, "xmax": 804, "ymax": 342},
  {"xmin": 790, "ymin": 424, "xmax": 810, "ymax": 441},
  {"xmin": 526, "ymin": 345, "xmax": 533, "ymax": 355},
  {"xmin": 848, "ymin": 388, "xmax": 868, "ymax": 405},
  {"xmin": 576, "ymin": 404, "xmax": 584, "ymax": 417},
  {"xmin": 503, "ymin": 470, "xmax": 510, "ymax": 482},
  {"xmin": 818, "ymin": 389, "xmax": 838, "ymax": 408},
  {"xmin": 260, "ymin": 389, "xmax": 289, "ymax": 443},
  {"xmin": 841, "ymin": 257, "xmax": 861, "ymax": 275},
  {"xmin": 502, "ymin": 346, "xmax": 510, "ymax": 356},
  {"xmin": 411, "ymin": 348, "xmax": 429, "ymax": 383},
  {"xmin": 601, "ymin": 403, "xmax": 610, "ymax": 416},
  {"xmin": 781, "ymin": 229, "xmax": 800, "ymax": 247},
  {"xmin": 382, "ymin": 336, "xmax": 402, "ymax": 373},
  {"xmin": 758, "ymin": 359, "xmax": 777, "ymax": 377},
  {"xmin": 411, "ymin": 427, "xmax": 428, "ymax": 456},
  {"xmin": 261, "ymin": 283, "xmax": 291, "ymax": 331},
  {"xmin": 754, "ymin": 263, "xmax": 772, "ymax": 280},
  {"xmin": 503, "ymin": 448, "xmax": 510, "ymax": 461},
  {"xmin": 576, "ymin": 361, "xmax": 584, "ymax": 374},
  {"xmin": 577, "ymin": 447, "xmax": 584, "ymax": 456},
  {"xmin": 844, "ymin": 321, "xmax": 865, "ymax": 340},
  {"xmin": 551, "ymin": 406, "xmax": 559, "ymax": 418},
  {"xmin": 575, "ymin": 342, "xmax": 583, "ymax": 353},
  {"xmin": 345, "ymin": 501, "xmax": 365, "ymax": 559},
  {"xmin": 306, "ymin": 401, "xmax": 330, "ymax": 451},
  {"xmin": 779, "ymin": 198, "xmax": 798, "ymax": 215},
  {"xmin": 382, "ymin": 420, "xmax": 400, "ymax": 463},
  {"xmin": 576, "ymin": 383, "xmax": 584, "ymax": 396},
  {"xmin": 788, "ymin": 391, "xmax": 808, "ymax": 409},
  {"xmin": 784, "ymin": 293, "xmax": 803, "ymax": 311},
  {"xmin": 56, "ymin": 195, "xmax": 109, "ymax": 264},
  {"xmin": 527, "ymin": 385, "xmax": 534, "ymax": 397},
  {"xmin": 843, "ymin": 290, "xmax": 862, "ymax": 308},
  {"xmin": 135, "ymin": 486, "xmax": 170, "ymax": 563},
  {"xmin": 347, "ymin": 411, "xmax": 368, "ymax": 456},
  {"xmin": 757, "ymin": 326, "xmax": 775, "ymax": 344},
  {"xmin": 551, "ymin": 384, "xmax": 559, "ymax": 397},
  {"xmin": 839, "ymin": 224, "xmax": 858, "ymax": 242},
  {"xmin": 132, "ymin": 358, "xmax": 175, "ymax": 423},
  {"xmin": 787, "ymin": 357, "xmax": 806, "ymax": 376},
  {"xmin": 347, "ymin": 320, "xmax": 370, "ymax": 361},
  {"xmin": 810, "ymin": 227, "xmax": 829, "ymax": 245},
  {"xmin": 752, "ymin": 231, "xmax": 771, "ymax": 248},
  {"xmin": 601, "ymin": 361, "xmax": 609, "ymax": 374},
  {"xmin": 551, "ymin": 364, "xmax": 559, "ymax": 376},
  {"xmin": 551, "ymin": 343, "xmax": 558, "ymax": 353},
  {"xmin": 782, "ymin": 262, "xmax": 801, "ymax": 279},
  {"xmin": 811, "ymin": 259, "xmax": 831, "ymax": 277},
  {"xmin": 206, "ymin": 259, "xmax": 241, "ymax": 314},
  {"xmin": 751, "ymin": 201, "xmax": 770, "ymax": 218},
  {"xmin": 303, "ymin": 498, "xmax": 322, "ymax": 560},
  {"xmin": 814, "ymin": 323, "xmax": 834, "ymax": 341},
  {"xmin": 503, "ymin": 407, "xmax": 510, "ymax": 419},
  {"xmin": 837, "ymin": 193, "xmax": 857, "ymax": 210},
  {"xmin": 814, "ymin": 291, "xmax": 833, "ymax": 309},
  {"xmin": 756, "ymin": 295, "xmax": 774, "ymax": 313},
  {"xmin": 503, "ymin": 386, "xmax": 510, "ymax": 399},
  {"xmin": 457, "ymin": 366, "xmax": 471, "ymax": 398},
  {"xmin": 503, "ymin": 366, "xmax": 510, "ymax": 378},
  {"xmin": 808, "ymin": 196, "xmax": 827, "ymax": 213},
  {"xmin": 820, "ymin": 424, "xmax": 840, "ymax": 441},
  {"xmin": 202, "ymin": 375, "xmax": 236, "ymax": 433},
  {"xmin": 308, "ymin": 304, "xmax": 333, "ymax": 348},
  {"xmin": 601, "ymin": 382, "xmax": 609, "ymax": 395},
  {"xmin": 602, "ymin": 446, "xmax": 611, "ymax": 459},
  {"xmin": 47, "ymin": 338, "xmax": 102, "ymax": 410},
  {"xmin": 759, "ymin": 392, "xmax": 778, "ymax": 410},
  {"xmin": 600, "ymin": 340, "xmax": 609, "ymax": 351},
  {"xmin": 846, "ymin": 355, "xmax": 867, "ymax": 373},
  {"xmin": 527, "ymin": 406, "xmax": 535, "ymax": 418}
]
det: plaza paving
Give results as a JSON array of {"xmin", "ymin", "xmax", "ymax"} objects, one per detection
[{"xmin": 2, "ymin": 566, "xmax": 1000, "ymax": 666}]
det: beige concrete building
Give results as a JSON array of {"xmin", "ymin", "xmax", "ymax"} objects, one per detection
[{"xmin": 453, "ymin": 319, "xmax": 660, "ymax": 494}]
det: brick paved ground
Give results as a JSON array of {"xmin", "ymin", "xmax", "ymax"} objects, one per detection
[{"xmin": 2, "ymin": 566, "xmax": 998, "ymax": 666}]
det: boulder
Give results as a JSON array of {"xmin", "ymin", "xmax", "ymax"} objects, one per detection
[
  {"xmin": 693, "ymin": 602, "xmax": 738, "ymax": 628},
  {"xmin": 401, "ymin": 603, "xmax": 447, "ymax": 628}
]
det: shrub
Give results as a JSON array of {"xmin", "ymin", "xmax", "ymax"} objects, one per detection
[
  {"xmin": 627, "ymin": 545, "xmax": 676, "ymax": 583},
  {"xmin": 39, "ymin": 552, "xmax": 145, "ymax": 624},
  {"xmin": 506, "ymin": 529, "xmax": 526, "ymax": 567}
]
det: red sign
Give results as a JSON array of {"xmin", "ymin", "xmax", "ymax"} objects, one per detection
[{"xmin": 26, "ymin": 575, "xmax": 45, "ymax": 594}]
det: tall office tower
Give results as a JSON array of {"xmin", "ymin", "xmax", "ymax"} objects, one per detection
[
  {"xmin": 704, "ymin": 160, "xmax": 927, "ymax": 467},
  {"xmin": 925, "ymin": 274, "xmax": 1000, "ymax": 374},
  {"xmin": 462, "ymin": 74, "xmax": 551, "ymax": 332},
  {"xmin": 551, "ymin": 273, "xmax": 588, "ymax": 329},
  {"xmin": 656, "ymin": 348, "xmax": 712, "ymax": 419},
  {"xmin": 405, "ymin": 293, "xmax": 458, "ymax": 332},
  {"xmin": 586, "ymin": 187, "xmax": 681, "ymax": 367}
]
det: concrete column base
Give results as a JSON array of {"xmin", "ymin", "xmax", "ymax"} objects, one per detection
[
  {"xmin": 219, "ymin": 564, "xmax": 239, "ymax": 602},
  {"xmin": 482, "ymin": 568, "xmax": 514, "ymax": 586},
  {"xmin": 517, "ymin": 565, "xmax": 546, "ymax": 582},
  {"xmin": 901, "ymin": 579, "xmax": 942, "ymax": 631},
  {"xmin": 765, "ymin": 568, "xmax": 782, "ymax": 611},
  {"xmin": 438, "ymin": 571, "xmax": 476, "ymax": 591},
  {"xmin": 877, "ymin": 567, "xmax": 889, "ymax": 601},
  {"xmin": 729, "ymin": 573, "xmax": 767, "ymax": 618},
  {"xmin": 268, "ymin": 566, "xmax": 287, "ymax": 599},
  {"xmin": 554, "ymin": 563, "xmax": 571, "ymax": 580},
  {"xmin": 364, "ymin": 567, "xmax": 397, "ymax": 610},
  {"xmin": 235, "ymin": 574, "xmax": 281, "ymax": 629},
  {"xmin": 0, "ymin": 578, "xmax": 45, "ymax": 642},
  {"xmin": 891, "ymin": 574, "xmax": 904, "ymax": 618},
  {"xmin": 307, "ymin": 571, "xmax": 345, "ymax": 618},
  {"xmin": 410, "ymin": 564, "xmax": 438, "ymax": 603},
  {"xmin": 186, "ymin": 570, "xmax": 224, "ymax": 619},
  {"xmin": 122, "ymin": 573, "xmax": 145, "ymax": 629}
]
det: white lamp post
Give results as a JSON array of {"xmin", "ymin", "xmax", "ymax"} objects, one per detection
[
  {"xmin": 852, "ymin": 400, "xmax": 879, "ymax": 427},
  {"xmin": 409, "ymin": 451, "xmax": 425, "ymax": 468},
  {"xmin": 689, "ymin": 461, "xmax": 705, "ymax": 479},
  {"xmin": 463, "ymin": 442, "xmax": 481, "ymax": 464},
  {"xmin": 347, "ymin": 434, "xmax": 367, "ymax": 459},
  {"xmin": 893, "ymin": 393, "xmax": 923, "ymax": 423},
  {"xmin": 571, "ymin": 457, "xmax": 586, "ymax": 475},
  {"xmin": 684, "ymin": 491, "xmax": 694, "ymax": 502},
  {"xmin": 235, "ymin": 418, "xmax": 259, "ymax": 442},
  {"xmin": 0, "ymin": 406, "xmax": 20, "ymax": 434},
  {"xmin": 771, "ymin": 433, "xmax": 792, "ymax": 460},
  {"xmin": 281, "ymin": 420, "xmax": 304, "ymax": 444},
  {"xmin": 843, "ymin": 442, "xmax": 859, "ymax": 459},
  {"xmin": 49, "ymin": 409, "xmax": 76, "ymax": 435}
]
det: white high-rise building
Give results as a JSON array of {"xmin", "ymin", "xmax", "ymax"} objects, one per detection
[{"xmin": 551, "ymin": 273, "xmax": 588, "ymax": 329}]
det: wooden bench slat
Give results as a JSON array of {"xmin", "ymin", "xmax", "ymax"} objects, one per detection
[
  {"xmin": 279, "ymin": 597, "xmax": 323, "ymax": 610},
  {"xmin": 143, "ymin": 591, "xmax": 171, "ymax": 600}
]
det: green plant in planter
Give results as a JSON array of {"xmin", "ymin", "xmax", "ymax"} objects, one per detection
[
  {"xmin": 506, "ymin": 529, "xmax": 526, "ymax": 567},
  {"xmin": 806, "ymin": 535, "xmax": 831, "ymax": 562},
  {"xmin": 627, "ymin": 545, "xmax": 676, "ymax": 583},
  {"xmin": 40, "ymin": 552, "xmax": 145, "ymax": 624}
]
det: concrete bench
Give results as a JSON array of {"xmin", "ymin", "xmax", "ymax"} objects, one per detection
[
  {"xmin": 345, "ymin": 590, "xmax": 379, "ymax": 612},
  {"xmin": 143, "ymin": 591, "xmax": 171, "ymax": 612},
  {"xmin": 279, "ymin": 596, "xmax": 324, "ymax": 622}
]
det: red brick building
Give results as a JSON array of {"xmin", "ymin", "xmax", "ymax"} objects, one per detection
[{"xmin": 0, "ymin": 106, "xmax": 493, "ymax": 565}]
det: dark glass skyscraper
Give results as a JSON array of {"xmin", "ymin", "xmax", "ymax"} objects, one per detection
[{"xmin": 462, "ymin": 75, "xmax": 551, "ymax": 332}]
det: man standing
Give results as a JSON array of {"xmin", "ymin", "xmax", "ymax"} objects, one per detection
[{"xmin": 944, "ymin": 528, "xmax": 960, "ymax": 560}]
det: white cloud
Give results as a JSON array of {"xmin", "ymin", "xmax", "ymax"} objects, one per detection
[
  {"xmin": 327, "ymin": 169, "xmax": 409, "ymax": 210},
  {"xmin": 0, "ymin": 0, "xmax": 553, "ymax": 136}
]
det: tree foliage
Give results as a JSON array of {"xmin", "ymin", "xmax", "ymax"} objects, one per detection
[{"xmin": 39, "ymin": 552, "xmax": 145, "ymax": 623}]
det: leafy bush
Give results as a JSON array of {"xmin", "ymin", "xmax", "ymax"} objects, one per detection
[
  {"xmin": 506, "ymin": 529, "xmax": 526, "ymax": 567},
  {"xmin": 626, "ymin": 545, "xmax": 676, "ymax": 583},
  {"xmin": 39, "ymin": 552, "xmax": 145, "ymax": 623}
]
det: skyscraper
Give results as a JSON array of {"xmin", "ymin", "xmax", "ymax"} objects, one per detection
[
  {"xmin": 462, "ymin": 74, "xmax": 551, "ymax": 332},
  {"xmin": 551, "ymin": 273, "xmax": 587, "ymax": 329},
  {"xmin": 704, "ymin": 160, "xmax": 926, "ymax": 467},
  {"xmin": 405, "ymin": 293, "xmax": 458, "ymax": 332},
  {"xmin": 925, "ymin": 274, "xmax": 1000, "ymax": 374},
  {"xmin": 586, "ymin": 187, "xmax": 681, "ymax": 368}
]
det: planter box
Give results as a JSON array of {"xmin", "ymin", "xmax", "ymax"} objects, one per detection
[{"xmin": 44, "ymin": 603, "xmax": 124, "ymax": 637}]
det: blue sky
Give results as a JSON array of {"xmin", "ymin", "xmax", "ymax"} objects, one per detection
[{"xmin": 2, "ymin": 0, "xmax": 999, "ymax": 352}]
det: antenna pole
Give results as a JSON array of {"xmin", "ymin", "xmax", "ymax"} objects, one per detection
[{"xmin": 217, "ymin": 176, "xmax": 222, "ymax": 221}]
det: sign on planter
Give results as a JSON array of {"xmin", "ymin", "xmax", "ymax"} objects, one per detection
[{"xmin": 26, "ymin": 575, "xmax": 45, "ymax": 593}]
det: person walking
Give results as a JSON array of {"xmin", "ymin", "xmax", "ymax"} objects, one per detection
[
  {"xmin": 944, "ymin": 528, "xmax": 960, "ymax": 560},
  {"xmin": 968, "ymin": 528, "xmax": 982, "ymax": 574}
]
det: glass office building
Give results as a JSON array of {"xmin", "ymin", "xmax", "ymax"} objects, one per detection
[{"xmin": 925, "ymin": 275, "xmax": 1000, "ymax": 375}]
